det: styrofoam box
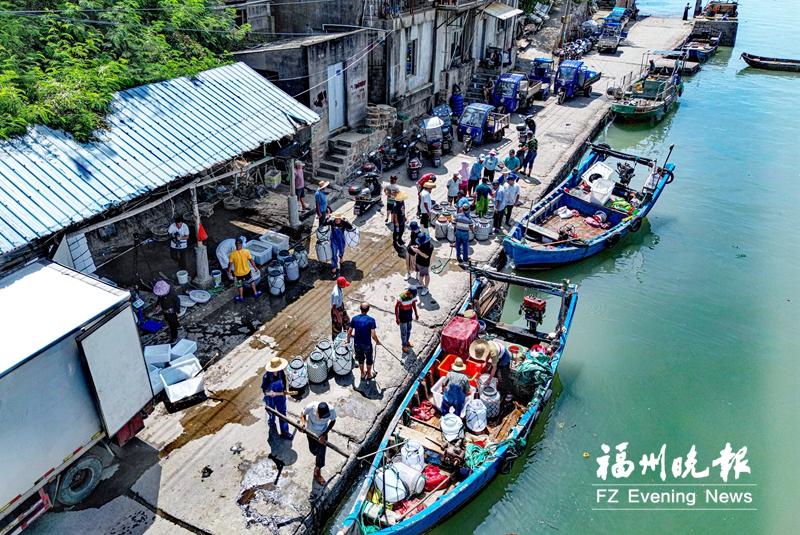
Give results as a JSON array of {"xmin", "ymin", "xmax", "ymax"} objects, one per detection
[
  {"xmin": 171, "ymin": 338, "xmax": 198, "ymax": 359},
  {"xmin": 430, "ymin": 376, "xmax": 473, "ymax": 418},
  {"xmin": 259, "ymin": 230, "xmax": 290, "ymax": 254},
  {"xmin": 247, "ymin": 240, "xmax": 273, "ymax": 265},
  {"xmin": 149, "ymin": 364, "xmax": 165, "ymax": 395},
  {"xmin": 160, "ymin": 357, "xmax": 205, "ymax": 403},
  {"xmin": 144, "ymin": 344, "xmax": 172, "ymax": 367},
  {"xmin": 170, "ymin": 353, "xmax": 197, "ymax": 368}
]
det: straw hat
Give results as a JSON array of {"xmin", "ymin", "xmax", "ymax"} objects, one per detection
[
  {"xmin": 153, "ymin": 280, "xmax": 170, "ymax": 297},
  {"xmin": 469, "ymin": 339, "xmax": 499, "ymax": 362},
  {"xmin": 423, "ymin": 182, "xmax": 436, "ymax": 190},
  {"xmin": 451, "ymin": 357, "xmax": 467, "ymax": 373},
  {"xmin": 318, "ymin": 181, "xmax": 330, "ymax": 189},
  {"xmin": 332, "ymin": 211, "xmax": 344, "ymax": 220},
  {"xmin": 395, "ymin": 191, "xmax": 408, "ymax": 201},
  {"xmin": 266, "ymin": 356, "xmax": 288, "ymax": 372}
]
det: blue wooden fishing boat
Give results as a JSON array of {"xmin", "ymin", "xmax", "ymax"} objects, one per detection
[
  {"xmin": 502, "ymin": 143, "xmax": 676, "ymax": 270},
  {"xmin": 338, "ymin": 269, "xmax": 578, "ymax": 534}
]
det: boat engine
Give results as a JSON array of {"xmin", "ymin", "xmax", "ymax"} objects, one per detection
[
  {"xmin": 520, "ymin": 295, "xmax": 546, "ymax": 331},
  {"xmin": 617, "ymin": 162, "xmax": 635, "ymax": 187}
]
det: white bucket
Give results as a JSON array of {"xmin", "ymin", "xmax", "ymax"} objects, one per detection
[
  {"xmin": 294, "ymin": 246, "xmax": 309, "ymax": 269},
  {"xmin": 316, "ymin": 240, "xmax": 333, "ymax": 262},
  {"xmin": 332, "ymin": 345, "xmax": 353, "ymax": 375},
  {"xmin": 307, "ymin": 352, "xmax": 328, "ymax": 383},
  {"xmin": 176, "ymin": 270, "xmax": 189, "ymax": 284},
  {"xmin": 481, "ymin": 384, "xmax": 501, "ymax": 418},
  {"xmin": 474, "ymin": 218, "xmax": 492, "ymax": 241},
  {"xmin": 465, "ymin": 398, "xmax": 488, "ymax": 433},
  {"xmin": 267, "ymin": 259, "xmax": 284, "ymax": 274},
  {"xmin": 287, "ymin": 357, "xmax": 308, "ymax": 389},
  {"xmin": 284, "ymin": 255, "xmax": 300, "ymax": 282},
  {"xmin": 392, "ymin": 461, "xmax": 426, "ymax": 496},
  {"xmin": 315, "ymin": 340, "xmax": 334, "ymax": 368},
  {"xmin": 267, "ymin": 268, "xmax": 285, "ymax": 296},
  {"xmin": 400, "ymin": 440, "xmax": 425, "ymax": 471},
  {"xmin": 211, "ymin": 269, "xmax": 222, "ymax": 286},
  {"xmin": 333, "ymin": 331, "xmax": 349, "ymax": 349},
  {"xmin": 374, "ymin": 466, "xmax": 408, "ymax": 504},
  {"xmin": 345, "ymin": 228, "xmax": 360, "ymax": 248},
  {"xmin": 441, "ymin": 412, "xmax": 465, "ymax": 443}
]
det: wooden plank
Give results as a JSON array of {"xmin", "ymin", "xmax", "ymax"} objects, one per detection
[{"xmin": 396, "ymin": 424, "xmax": 445, "ymax": 455}]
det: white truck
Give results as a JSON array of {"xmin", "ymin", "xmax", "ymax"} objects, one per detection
[{"xmin": 0, "ymin": 261, "xmax": 153, "ymax": 534}]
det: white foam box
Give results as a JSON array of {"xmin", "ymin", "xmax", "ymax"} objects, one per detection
[
  {"xmin": 170, "ymin": 338, "xmax": 198, "ymax": 360},
  {"xmin": 149, "ymin": 364, "xmax": 165, "ymax": 395},
  {"xmin": 259, "ymin": 230, "xmax": 290, "ymax": 255},
  {"xmin": 160, "ymin": 357, "xmax": 205, "ymax": 404},
  {"xmin": 170, "ymin": 353, "xmax": 197, "ymax": 368},
  {"xmin": 144, "ymin": 344, "xmax": 172, "ymax": 367}
]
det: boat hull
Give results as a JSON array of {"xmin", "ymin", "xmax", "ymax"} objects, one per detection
[{"xmin": 741, "ymin": 52, "xmax": 800, "ymax": 72}]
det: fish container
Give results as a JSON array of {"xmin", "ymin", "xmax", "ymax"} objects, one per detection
[
  {"xmin": 171, "ymin": 338, "xmax": 198, "ymax": 360},
  {"xmin": 441, "ymin": 412, "xmax": 465, "ymax": 443},
  {"xmin": 267, "ymin": 267, "xmax": 285, "ymax": 296},
  {"xmin": 333, "ymin": 331, "xmax": 349, "ymax": 349},
  {"xmin": 437, "ymin": 353, "xmax": 482, "ymax": 386},
  {"xmin": 474, "ymin": 218, "xmax": 492, "ymax": 241},
  {"xmin": 247, "ymin": 241, "xmax": 273, "ymax": 265},
  {"xmin": 211, "ymin": 269, "xmax": 222, "ymax": 286},
  {"xmin": 374, "ymin": 465, "xmax": 408, "ymax": 504},
  {"xmin": 176, "ymin": 270, "xmax": 189, "ymax": 285},
  {"xmin": 446, "ymin": 223, "xmax": 455, "ymax": 243},
  {"xmin": 307, "ymin": 351, "xmax": 328, "ymax": 383},
  {"xmin": 267, "ymin": 259, "xmax": 284, "ymax": 275},
  {"xmin": 169, "ymin": 354, "xmax": 197, "ymax": 368},
  {"xmin": 287, "ymin": 357, "xmax": 308, "ymax": 389},
  {"xmin": 315, "ymin": 340, "xmax": 334, "ymax": 368},
  {"xmin": 316, "ymin": 240, "xmax": 333, "ymax": 262},
  {"xmin": 277, "ymin": 249, "xmax": 292, "ymax": 265},
  {"xmin": 316, "ymin": 225, "xmax": 332, "ymax": 242},
  {"xmin": 434, "ymin": 217, "xmax": 449, "ymax": 240},
  {"xmin": 144, "ymin": 344, "xmax": 172, "ymax": 367},
  {"xmin": 590, "ymin": 178, "xmax": 615, "ymax": 207},
  {"xmin": 477, "ymin": 373, "xmax": 498, "ymax": 392},
  {"xmin": 481, "ymin": 385, "xmax": 501, "ymax": 418},
  {"xmin": 392, "ymin": 461, "xmax": 426, "ymax": 496},
  {"xmin": 332, "ymin": 345, "xmax": 353, "ymax": 376},
  {"xmin": 345, "ymin": 228, "xmax": 360, "ymax": 248},
  {"xmin": 284, "ymin": 255, "xmax": 300, "ymax": 282},
  {"xmin": 159, "ymin": 357, "xmax": 205, "ymax": 404},
  {"xmin": 400, "ymin": 440, "xmax": 425, "ymax": 471},
  {"xmin": 260, "ymin": 230, "xmax": 290, "ymax": 255},
  {"xmin": 149, "ymin": 364, "xmax": 165, "ymax": 395},
  {"xmin": 465, "ymin": 398, "xmax": 488, "ymax": 433},
  {"xmin": 294, "ymin": 246, "xmax": 309, "ymax": 269}
]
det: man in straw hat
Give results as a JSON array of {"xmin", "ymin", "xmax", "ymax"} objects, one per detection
[
  {"xmin": 440, "ymin": 357, "xmax": 470, "ymax": 416},
  {"xmin": 331, "ymin": 276, "xmax": 351, "ymax": 339},
  {"xmin": 261, "ymin": 356, "xmax": 292, "ymax": 439},
  {"xmin": 153, "ymin": 279, "xmax": 180, "ymax": 343},
  {"xmin": 470, "ymin": 338, "xmax": 511, "ymax": 393},
  {"xmin": 392, "ymin": 191, "xmax": 407, "ymax": 248},
  {"xmin": 329, "ymin": 212, "xmax": 354, "ymax": 276},
  {"xmin": 483, "ymin": 149, "xmax": 499, "ymax": 181},
  {"xmin": 315, "ymin": 181, "xmax": 331, "ymax": 224},
  {"xmin": 419, "ymin": 181, "xmax": 435, "ymax": 228}
]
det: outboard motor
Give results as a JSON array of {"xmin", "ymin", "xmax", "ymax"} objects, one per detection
[
  {"xmin": 617, "ymin": 162, "xmax": 635, "ymax": 187},
  {"xmin": 520, "ymin": 295, "xmax": 547, "ymax": 332}
]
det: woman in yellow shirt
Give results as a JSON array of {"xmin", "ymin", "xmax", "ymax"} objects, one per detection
[{"xmin": 228, "ymin": 238, "xmax": 262, "ymax": 302}]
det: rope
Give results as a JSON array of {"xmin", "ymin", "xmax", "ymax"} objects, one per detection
[{"xmin": 465, "ymin": 436, "xmax": 527, "ymax": 470}]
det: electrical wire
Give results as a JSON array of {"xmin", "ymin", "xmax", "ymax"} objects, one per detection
[{"xmin": 0, "ymin": 0, "xmax": 336, "ymax": 16}]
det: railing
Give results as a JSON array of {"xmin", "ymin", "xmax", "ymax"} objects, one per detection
[{"xmin": 436, "ymin": 0, "xmax": 483, "ymax": 8}]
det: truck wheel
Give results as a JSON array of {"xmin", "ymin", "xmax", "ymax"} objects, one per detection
[
  {"xmin": 57, "ymin": 454, "xmax": 103, "ymax": 506},
  {"xmin": 557, "ymin": 90, "xmax": 566, "ymax": 104},
  {"xmin": 584, "ymin": 85, "xmax": 593, "ymax": 97}
]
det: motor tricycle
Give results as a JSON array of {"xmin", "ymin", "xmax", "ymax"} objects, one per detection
[
  {"xmin": 432, "ymin": 104, "xmax": 454, "ymax": 154},
  {"xmin": 529, "ymin": 57, "xmax": 554, "ymax": 99},
  {"xmin": 456, "ymin": 103, "xmax": 510, "ymax": 153},
  {"xmin": 554, "ymin": 60, "xmax": 601, "ymax": 104},
  {"xmin": 492, "ymin": 73, "xmax": 543, "ymax": 112}
]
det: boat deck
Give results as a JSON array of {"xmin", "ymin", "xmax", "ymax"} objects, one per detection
[{"xmin": 540, "ymin": 212, "xmax": 609, "ymax": 241}]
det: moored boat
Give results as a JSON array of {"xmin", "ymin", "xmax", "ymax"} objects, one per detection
[
  {"xmin": 502, "ymin": 143, "xmax": 676, "ymax": 269},
  {"xmin": 610, "ymin": 69, "xmax": 683, "ymax": 123},
  {"xmin": 666, "ymin": 30, "xmax": 720, "ymax": 63},
  {"xmin": 741, "ymin": 52, "xmax": 800, "ymax": 73},
  {"xmin": 338, "ymin": 269, "xmax": 578, "ymax": 534}
]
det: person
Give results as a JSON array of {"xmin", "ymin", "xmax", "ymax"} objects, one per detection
[
  {"xmin": 262, "ymin": 357, "xmax": 292, "ymax": 439},
  {"xmin": 301, "ymin": 401, "xmax": 337, "ymax": 486},
  {"xmin": 315, "ymin": 181, "xmax": 331, "ymax": 224},
  {"xmin": 330, "ymin": 276, "xmax": 350, "ymax": 339},
  {"xmin": 394, "ymin": 287, "xmax": 419, "ymax": 353},
  {"xmin": 168, "ymin": 215, "xmax": 190, "ymax": 270},
  {"xmin": 483, "ymin": 150, "xmax": 499, "ymax": 181},
  {"xmin": 475, "ymin": 177, "xmax": 492, "ymax": 218},
  {"xmin": 294, "ymin": 161, "xmax": 308, "ymax": 210},
  {"xmin": 454, "ymin": 205, "xmax": 474, "ymax": 265},
  {"xmin": 504, "ymin": 174, "xmax": 520, "ymax": 226},
  {"xmin": 393, "ymin": 191, "xmax": 408, "ymax": 248},
  {"xmin": 468, "ymin": 156, "xmax": 484, "ymax": 195},
  {"xmin": 416, "ymin": 172, "xmax": 435, "ymax": 217},
  {"xmin": 456, "ymin": 190, "xmax": 471, "ymax": 212},
  {"xmin": 483, "ymin": 78, "xmax": 494, "ymax": 103},
  {"xmin": 649, "ymin": 58, "xmax": 657, "ymax": 74},
  {"xmin": 419, "ymin": 182, "xmax": 434, "ymax": 228},
  {"xmin": 447, "ymin": 173, "xmax": 460, "ymax": 205},
  {"xmin": 683, "ymin": 2, "xmax": 690, "ymax": 20},
  {"xmin": 384, "ymin": 175, "xmax": 400, "ymax": 223},
  {"xmin": 228, "ymin": 238, "xmax": 261, "ymax": 302},
  {"xmin": 523, "ymin": 134, "xmax": 538, "ymax": 175},
  {"xmin": 411, "ymin": 233, "xmax": 434, "ymax": 295},
  {"xmin": 470, "ymin": 339, "xmax": 510, "ymax": 393},
  {"xmin": 348, "ymin": 302, "xmax": 383, "ymax": 381},
  {"xmin": 459, "ymin": 161, "xmax": 470, "ymax": 184},
  {"xmin": 516, "ymin": 143, "xmax": 527, "ymax": 171},
  {"xmin": 503, "ymin": 149, "xmax": 521, "ymax": 175},
  {"xmin": 329, "ymin": 214, "xmax": 354, "ymax": 276},
  {"xmin": 440, "ymin": 357, "xmax": 470, "ymax": 416},
  {"xmin": 406, "ymin": 221, "xmax": 420, "ymax": 279},
  {"xmin": 492, "ymin": 178, "xmax": 507, "ymax": 233},
  {"xmin": 153, "ymin": 280, "xmax": 180, "ymax": 343}
]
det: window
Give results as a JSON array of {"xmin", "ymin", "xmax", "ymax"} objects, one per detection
[{"xmin": 406, "ymin": 39, "xmax": 418, "ymax": 76}]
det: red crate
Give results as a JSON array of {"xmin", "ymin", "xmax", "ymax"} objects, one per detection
[{"xmin": 437, "ymin": 353, "xmax": 484, "ymax": 387}]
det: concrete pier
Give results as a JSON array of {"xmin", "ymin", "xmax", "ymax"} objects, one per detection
[{"xmin": 29, "ymin": 16, "xmax": 692, "ymax": 535}]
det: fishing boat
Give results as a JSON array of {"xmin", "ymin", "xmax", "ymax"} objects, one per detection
[
  {"xmin": 502, "ymin": 143, "xmax": 675, "ymax": 269},
  {"xmin": 666, "ymin": 30, "xmax": 720, "ymax": 63},
  {"xmin": 338, "ymin": 268, "xmax": 578, "ymax": 534},
  {"xmin": 610, "ymin": 68, "xmax": 683, "ymax": 123},
  {"xmin": 741, "ymin": 53, "xmax": 800, "ymax": 73}
]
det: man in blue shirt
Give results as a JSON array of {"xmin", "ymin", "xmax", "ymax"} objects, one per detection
[
  {"xmin": 468, "ymin": 156, "xmax": 484, "ymax": 195},
  {"xmin": 315, "ymin": 181, "xmax": 331, "ymax": 224},
  {"xmin": 347, "ymin": 302, "xmax": 383, "ymax": 382},
  {"xmin": 454, "ymin": 206, "xmax": 475, "ymax": 265},
  {"xmin": 483, "ymin": 150, "xmax": 499, "ymax": 181}
]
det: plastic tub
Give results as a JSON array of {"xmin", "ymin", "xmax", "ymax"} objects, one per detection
[
  {"xmin": 590, "ymin": 178, "xmax": 615, "ymax": 207},
  {"xmin": 260, "ymin": 230, "xmax": 290, "ymax": 255},
  {"xmin": 437, "ymin": 353, "xmax": 483, "ymax": 386},
  {"xmin": 247, "ymin": 240, "xmax": 273, "ymax": 265},
  {"xmin": 159, "ymin": 357, "xmax": 205, "ymax": 403},
  {"xmin": 144, "ymin": 344, "xmax": 172, "ymax": 367},
  {"xmin": 171, "ymin": 338, "xmax": 198, "ymax": 359}
]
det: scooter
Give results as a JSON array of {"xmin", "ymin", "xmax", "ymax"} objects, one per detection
[
  {"xmin": 463, "ymin": 131, "xmax": 474, "ymax": 153},
  {"xmin": 381, "ymin": 130, "xmax": 411, "ymax": 168},
  {"xmin": 349, "ymin": 172, "xmax": 383, "ymax": 216},
  {"xmin": 407, "ymin": 155, "xmax": 422, "ymax": 182}
]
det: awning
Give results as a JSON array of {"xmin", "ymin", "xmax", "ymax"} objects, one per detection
[{"xmin": 485, "ymin": 2, "xmax": 523, "ymax": 21}]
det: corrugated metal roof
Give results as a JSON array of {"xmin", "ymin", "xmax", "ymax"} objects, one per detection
[
  {"xmin": 484, "ymin": 2, "xmax": 523, "ymax": 21},
  {"xmin": 0, "ymin": 62, "xmax": 319, "ymax": 255}
]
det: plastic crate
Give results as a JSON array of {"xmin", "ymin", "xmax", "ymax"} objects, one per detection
[{"xmin": 436, "ymin": 353, "xmax": 483, "ymax": 387}]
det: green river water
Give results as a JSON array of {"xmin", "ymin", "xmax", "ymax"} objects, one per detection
[{"xmin": 435, "ymin": 2, "xmax": 800, "ymax": 534}]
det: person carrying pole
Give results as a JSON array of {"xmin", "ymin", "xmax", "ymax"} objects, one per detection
[
  {"xmin": 301, "ymin": 401, "xmax": 337, "ymax": 486},
  {"xmin": 261, "ymin": 357, "xmax": 292, "ymax": 440}
]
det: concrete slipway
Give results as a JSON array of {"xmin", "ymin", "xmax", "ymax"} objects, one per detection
[{"xmin": 29, "ymin": 16, "xmax": 691, "ymax": 535}]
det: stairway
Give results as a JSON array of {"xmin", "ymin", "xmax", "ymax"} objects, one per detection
[
  {"xmin": 465, "ymin": 67, "xmax": 499, "ymax": 104},
  {"xmin": 314, "ymin": 130, "xmax": 382, "ymax": 184}
]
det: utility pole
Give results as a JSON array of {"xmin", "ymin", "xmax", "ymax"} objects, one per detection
[{"xmin": 288, "ymin": 157, "xmax": 300, "ymax": 228}]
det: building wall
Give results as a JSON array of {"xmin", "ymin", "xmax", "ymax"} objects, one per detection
[
  {"xmin": 384, "ymin": 9, "xmax": 437, "ymax": 117},
  {"xmin": 272, "ymin": 0, "xmax": 363, "ymax": 33},
  {"xmin": 693, "ymin": 19, "xmax": 738, "ymax": 46}
]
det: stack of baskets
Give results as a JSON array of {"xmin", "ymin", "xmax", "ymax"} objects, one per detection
[{"xmin": 366, "ymin": 104, "xmax": 397, "ymax": 130}]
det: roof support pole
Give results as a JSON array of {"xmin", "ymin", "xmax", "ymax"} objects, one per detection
[
  {"xmin": 287, "ymin": 157, "xmax": 300, "ymax": 229},
  {"xmin": 190, "ymin": 186, "xmax": 212, "ymax": 289}
]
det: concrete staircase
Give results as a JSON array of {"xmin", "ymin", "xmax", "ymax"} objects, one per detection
[
  {"xmin": 315, "ymin": 129, "xmax": 387, "ymax": 184},
  {"xmin": 465, "ymin": 67, "xmax": 499, "ymax": 104}
]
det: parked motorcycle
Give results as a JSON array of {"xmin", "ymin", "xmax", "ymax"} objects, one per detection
[
  {"xmin": 380, "ymin": 130, "xmax": 411, "ymax": 169},
  {"xmin": 349, "ymin": 172, "xmax": 383, "ymax": 217},
  {"xmin": 407, "ymin": 153, "xmax": 422, "ymax": 182}
]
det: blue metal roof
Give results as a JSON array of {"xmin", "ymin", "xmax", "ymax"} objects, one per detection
[
  {"xmin": 498, "ymin": 73, "xmax": 526, "ymax": 83},
  {"xmin": 465, "ymin": 103, "xmax": 495, "ymax": 112},
  {"xmin": 560, "ymin": 60, "xmax": 584, "ymax": 68},
  {"xmin": 0, "ymin": 62, "xmax": 319, "ymax": 255}
]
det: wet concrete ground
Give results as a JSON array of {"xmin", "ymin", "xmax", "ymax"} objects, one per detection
[{"xmin": 29, "ymin": 17, "xmax": 691, "ymax": 535}]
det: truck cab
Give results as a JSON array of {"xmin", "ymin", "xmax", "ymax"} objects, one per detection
[
  {"xmin": 492, "ymin": 73, "xmax": 542, "ymax": 112},
  {"xmin": 529, "ymin": 58, "xmax": 554, "ymax": 99},
  {"xmin": 554, "ymin": 60, "xmax": 602, "ymax": 104}
]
